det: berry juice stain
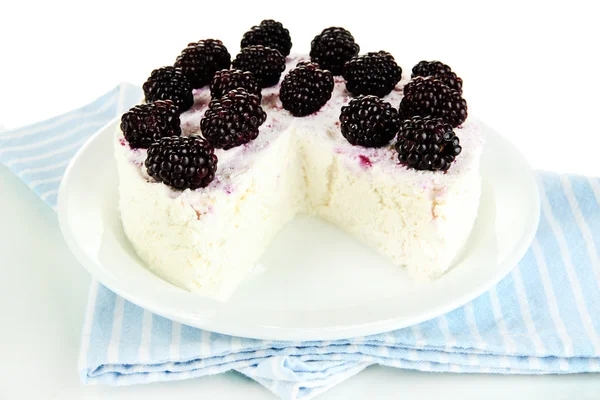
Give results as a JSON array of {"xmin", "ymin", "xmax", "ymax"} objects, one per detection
[{"xmin": 359, "ymin": 155, "xmax": 372, "ymax": 168}]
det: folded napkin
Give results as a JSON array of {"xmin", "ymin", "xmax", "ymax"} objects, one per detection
[{"xmin": 1, "ymin": 84, "xmax": 599, "ymax": 400}]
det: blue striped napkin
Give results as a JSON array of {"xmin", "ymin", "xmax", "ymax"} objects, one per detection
[{"xmin": 1, "ymin": 84, "xmax": 599, "ymax": 400}]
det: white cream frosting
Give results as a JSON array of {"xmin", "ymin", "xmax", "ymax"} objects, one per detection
[{"xmin": 115, "ymin": 54, "xmax": 483, "ymax": 301}]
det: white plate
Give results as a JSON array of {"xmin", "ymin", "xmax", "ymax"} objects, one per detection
[{"xmin": 58, "ymin": 119, "xmax": 539, "ymax": 341}]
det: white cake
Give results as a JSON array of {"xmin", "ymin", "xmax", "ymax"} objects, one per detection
[{"xmin": 116, "ymin": 54, "xmax": 483, "ymax": 301}]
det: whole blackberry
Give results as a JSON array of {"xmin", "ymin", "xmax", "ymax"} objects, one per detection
[
  {"xmin": 412, "ymin": 60, "xmax": 463, "ymax": 94},
  {"xmin": 210, "ymin": 69, "xmax": 261, "ymax": 100},
  {"xmin": 241, "ymin": 19, "xmax": 292, "ymax": 57},
  {"xmin": 395, "ymin": 116, "xmax": 461, "ymax": 171},
  {"xmin": 145, "ymin": 136, "xmax": 218, "ymax": 190},
  {"xmin": 174, "ymin": 39, "xmax": 231, "ymax": 89},
  {"xmin": 200, "ymin": 88, "xmax": 267, "ymax": 149},
  {"xmin": 339, "ymin": 95, "xmax": 400, "ymax": 147},
  {"xmin": 143, "ymin": 66, "xmax": 194, "ymax": 112},
  {"xmin": 232, "ymin": 45, "xmax": 286, "ymax": 88},
  {"xmin": 280, "ymin": 62, "xmax": 334, "ymax": 117},
  {"xmin": 120, "ymin": 100, "xmax": 181, "ymax": 149},
  {"xmin": 399, "ymin": 76, "xmax": 468, "ymax": 127},
  {"xmin": 310, "ymin": 27, "xmax": 360, "ymax": 76},
  {"xmin": 343, "ymin": 51, "xmax": 402, "ymax": 97}
]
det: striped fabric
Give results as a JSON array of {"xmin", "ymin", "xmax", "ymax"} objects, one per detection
[
  {"xmin": 1, "ymin": 84, "xmax": 599, "ymax": 400},
  {"xmin": 0, "ymin": 84, "xmax": 142, "ymax": 210}
]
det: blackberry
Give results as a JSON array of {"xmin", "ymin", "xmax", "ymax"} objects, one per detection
[
  {"xmin": 232, "ymin": 45, "xmax": 286, "ymax": 88},
  {"xmin": 339, "ymin": 95, "xmax": 400, "ymax": 147},
  {"xmin": 120, "ymin": 100, "xmax": 181, "ymax": 149},
  {"xmin": 210, "ymin": 69, "xmax": 261, "ymax": 100},
  {"xmin": 200, "ymin": 88, "xmax": 267, "ymax": 149},
  {"xmin": 145, "ymin": 136, "xmax": 218, "ymax": 190},
  {"xmin": 399, "ymin": 76, "xmax": 468, "ymax": 127},
  {"xmin": 142, "ymin": 66, "xmax": 194, "ymax": 112},
  {"xmin": 412, "ymin": 60, "xmax": 463, "ymax": 94},
  {"xmin": 280, "ymin": 62, "xmax": 334, "ymax": 117},
  {"xmin": 174, "ymin": 39, "xmax": 231, "ymax": 89},
  {"xmin": 395, "ymin": 116, "xmax": 461, "ymax": 171},
  {"xmin": 241, "ymin": 19, "xmax": 292, "ymax": 57},
  {"xmin": 310, "ymin": 27, "xmax": 360, "ymax": 76},
  {"xmin": 343, "ymin": 51, "xmax": 402, "ymax": 97}
]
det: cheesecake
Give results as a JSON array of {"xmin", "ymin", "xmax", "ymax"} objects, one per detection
[{"xmin": 115, "ymin": 49, "xmax": 483, "ymax": 302}]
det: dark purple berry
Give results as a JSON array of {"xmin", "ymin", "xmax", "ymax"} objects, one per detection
[
  {"xmin": 395, "ymin": 116, "xmax": 462, "ymax": 171},
  {"xmin": 120, "ymin": 100, "xmax": 181, "ymax": 149},
  {"xmin": 145, "ymin": 136, "xmax": 218, "ymax": 190},
  {"xmin": 142, "ymin": 66, "xmax": 194, "ymax": 112},
  {"xmin": 280, "ymin": 62, "xmax": 334, "ymax": 117},
  {"xmin": 411, "ymin": 60, "xmax": 463, "ymax": 94},
  {"xmin": 310, "ymin": 27, "xmax": 360, "ymax": 76},
  {"xmin": 339, "ymin": 95, "xmax": 400, "ymax": 147},
  {"xmin": 241, "ymin": 19, "xmax": 292, "ymax": 57},
  {"xmin": 232, "ymin": 45, "xmax": 286, "ymax": 88},
  {"xmin": 174, "ymin": 39, "xmax": 231, "ymax": 89},
  {"xmin": 343, "ymin": 51, "xmax": 402, "ymax": 97},
  {"xmin": 200, "ymin": 88, "xmax": 266, "ymax": 149},
  {"xmin": 210, "ymin": 69, "xmax": 261, "ymax": 100},
  {"xmin": 399, "ymin": 76, "xmax": 468, "ymax": 127}
]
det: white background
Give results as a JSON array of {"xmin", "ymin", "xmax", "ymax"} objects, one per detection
[{"xmin": 1, "ymin": 0, "xmax": 600, "ymax": 398}]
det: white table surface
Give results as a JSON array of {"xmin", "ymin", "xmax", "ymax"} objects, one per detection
[{"xmin": 1, "ymin": 0, "xmax": 599, "ymax": 398}]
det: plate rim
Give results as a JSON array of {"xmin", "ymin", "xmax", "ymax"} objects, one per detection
[{"xmin": 57, "ymin": 118, "xmax": 540, "ymax": 341}]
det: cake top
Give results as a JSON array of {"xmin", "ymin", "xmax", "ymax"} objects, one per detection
[{"xmin": 119, "ymin": 22, "xmax": 477, "ymax": 194}]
